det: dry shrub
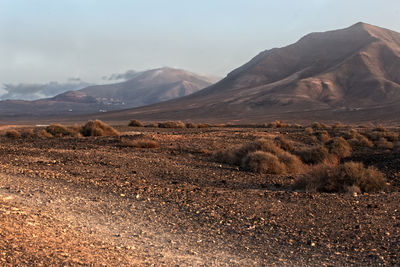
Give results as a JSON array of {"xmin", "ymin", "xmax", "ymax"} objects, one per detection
[
  {"xmin": 274, "ymin": 136, "xmax": 295, "ymax": 151},
  {"xmin": 145, "ymin": 123, "xmax": 158, "ymax": 128},
  {"xmin": 129, "ymin": 119, "xmax": 143, "ymax": 127},
  {"xmin": 368, "ymin": 130, "xmax": 399, "ymax": 142},
  {"xmin": 80, "ymin": 120, "xmax": 119, "ymax": 137},
  {"xmin": 316, "ymin": 130, "xmax": 330, "ymax": 143},
  {"xmin": 325, "ymin": 137, "xmax": 352, "ymax": 158},
  {"xmin": 46, "ymin": 124, "xmax": 80, "ymax": 137},
  {"xmin": 241, "ymin": 151, "xmax": 286, "ymax": 174},
  {"xmin": 311, "ymin": 122, "xmax": 330, "ymax": 129},
  {"xmin": 294, "ymin": 162, "xmax": 386, "ymax": 193},
  {"xmin": 349, "ymin": 134, "xmax": 374, "ymax": 148},
  {"xmin": 332, "ymin": 122, "xmax": 345, "ymax": 129},
  {"xmin": 37, "ymin": 129, "xmax": 53, "ymax": 138},
  {"xmin": 21, "ymin": 129, "xmax": 35, "ymax": 138},
  {"xmin": 278, "ymin": 151, "xmax": 304, "ymax": 173},
  {"xmin": 185, "ymin": 122, "xmax": 197, "ymax": 128},
  {"xmin": 304, "ymin": 127, "xmax": 314, "ymax": 135},
  {"xmin": 374, "ymin": 126, "xmax": 386, "ymax": 132},
  {"xmin": 296, "ymin": 146, "xmax": 331, "ymax": 165},
  {"xmin": 158, "ymin": 121, "xmax": 185, "ymax": 128},
  {"xmin": 215, "ymin": 139, "xmax": 304, "ymax": 174},
  {"xmin": 197, "ymin": 123, "xmax": 210, "ymax": 128},
  {"xmin": 216, "ymin": 139, "xmax": 284, "ymax": 165},
  {"xmin": 120, "ymin": 138, "xmax": 159, "ymax": 148},
  {"xmin": 292, "ymin": 124, "xmax": 303, "ymax": 129},
  {"xmin": 376, "ymin": 137, "xmax": 393, "ymax": 149},
  {"xmin": 267, "ymin": 120, "xmax": 286, "ymax": 128},
  {"xmin": 5, "ymin": 130, "xmax": 21, "ymax": 139}
]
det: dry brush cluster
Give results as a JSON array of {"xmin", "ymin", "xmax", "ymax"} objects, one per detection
[{"xmin": 3, "ymin": 120, "xmax": 120, "ymax": 139}]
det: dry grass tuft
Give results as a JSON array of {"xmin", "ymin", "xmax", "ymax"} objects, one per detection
[
  {"xmin": 80, "ymin": 120, "xmax": 120, "ymax": 137},
  {"xmin": 311, "ymin": 122, "xmax": 330, "ymax": 129},
  {"xmin": 185, "ymin": 122, "xmax": 197, "ymax": 128},
  {"xmin": 349, "ymin": 134, "xmax": 374, "ymax": 148},
  {"xmin": 5, "ymin": 130, "xmax": 21, "ymax": 139},
  {"xmin": 294, "ymin": 162, "xmax": 386, "ymax": 193},
  {"xmin": 266, "ymin": 120, "xmax": 286, "ymax": 128},
  {"xmin": 37, "ymin": 129, "xmax": 53, "ymax": 138},
  {"xmin": 376, "ymin": 137, "xmax": 394, "ymax": 149},
  {"xmin": 316, "ymin": 130, "xmax": 331, "ymax": 143},
  {"xmin": 277, "ymin": 151, "xmax": 305, "ymax": 173},
  {"xmin": 215, "ymin": 139, "xmax": 304, "ymax": 174},
  {"xmin": 304, "ymin": 127, "xmax": 314, "ymax": 135},
  {"xmin": 296, "ymin": 146, "xmax": 331, "ymax": 165},
  {"xmin": 241, "ymin": 151, "xmax": 286, "ymax": 174},
  {"xmin": 21, "ymin": 129, "xmax": 35, "ymax": 138},
  {"xmin": 46, "ymin": 124, "xmax": 80, "ymax": 137},
  {"xmin": 274, "ymin": 136, "xmax": 295, "ymax": 151},
  {"xmin": 128, "ymin": 120, "xmax": 143, "ymax": 127},
  {"xmin": 158, "ymin": 121, "xmax": 186, "ymax": 128},
  {"xmin": 197, "ymin": 123, "xmax": 210, "ymax": 128},
  {"xmin": 325, "ymin": 137, "xmax": 352, "ymax": 158}
]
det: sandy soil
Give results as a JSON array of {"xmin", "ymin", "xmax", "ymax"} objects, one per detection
[{"xmin": 0, "ymin": 126, "xmax": 399, "ymax": 266}]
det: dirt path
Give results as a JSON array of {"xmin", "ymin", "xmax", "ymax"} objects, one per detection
[{"xmin": 0, "ymin": 173, "xmax": 253, "ymax": 266}]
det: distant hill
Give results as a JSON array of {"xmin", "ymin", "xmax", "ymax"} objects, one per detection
[
  {"xmin": 95, "ymin": 22, "xmax": 400, "ymax": 124},
  {"xmin": 0, "ymin": 68, "xmax": 218, "ymax": 118}
]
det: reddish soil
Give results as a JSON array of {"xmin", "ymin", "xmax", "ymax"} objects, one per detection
[{"xmin": 0, "ymin": 126, "xmax": 399, "ymax": 266}]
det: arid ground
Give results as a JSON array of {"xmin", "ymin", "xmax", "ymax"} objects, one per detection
[{"xmin": 0, "ymin": 124, "xmax": 399, "ymax": 266}]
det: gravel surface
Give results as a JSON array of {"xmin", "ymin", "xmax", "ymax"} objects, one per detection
[{"xmin": 0, "ymin": 126, "xmax": 399, "ymax": 266}]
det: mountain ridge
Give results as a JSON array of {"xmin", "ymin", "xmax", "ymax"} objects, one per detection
[{"xmin": 92, "ymin": 22, "xmax": 400, "ymax": 123}]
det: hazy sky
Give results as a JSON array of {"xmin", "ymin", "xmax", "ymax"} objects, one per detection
[{"xmin": 1, "ymin": 0, "xmax": 399, "ymax": 85}]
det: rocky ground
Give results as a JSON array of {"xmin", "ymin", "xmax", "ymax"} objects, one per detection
[{"xmin": 0, "ymin": 126, "xmax": 399, "ymax": 266}]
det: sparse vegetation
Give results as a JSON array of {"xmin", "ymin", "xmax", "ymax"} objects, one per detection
[
  {"xmin": 197, "ymin": 123, "xmax": 210, "ymax": 128},
  {"xmin": 158, "ymin": 121, "xmax": 186, "ymax": 128},
  {"xmin": 294, "ymin": 162, "xmax": 386, "ymax": 193},
  {"xmin": 316, "ymin": 130, "xmax": 330, "ymax": 143},
  {"xmin": 325, "ymin": 137, "xmax": 352, "ymax": 158},
  {"xmin": 128, "ymin": 119, "xmax": 143, "ymax": 127},
  {"xmin": 21, "ymin": 129, "xmax": 35, "ymax": 138},
  {"xmin": 304, "ymin": 127, "xmax": 314, "ymax": 135},
  {"xmin": 266, "ymin": 120, "xmax": 286, "ymax": 128},
  {"xmin": 5, "ymin": 130, "xmax": 21, "ymax": 139},
  {"xmin": 215, "ymin": 138, "xmax": 304, "ymax": 174},
  {"xmin": 242, "ymin": 151, "xmax": 286, "ymax": 174},
  {"xmin": 274, "ymin": 136, "xmax": 295, "ymax": 151},
  {"xmin": 348, "ymin": 134, "xmax": 374, "ymax": 148},
  {"xmin": 185, "ymin": 122, "xmax": 197, "ymax": 128},
  {"xmin": 296, "ymin": 146, "xmax": 331, "ymax": 165},
  {"xmin": 80, "ymin": 120, "xmax": 120, "ymax": 137},
  {"xmin": 37, "ymin": 129, "xmax": 53, "ymax": 138},
  {"xmin": 46, "ymin": 124, "xmax": 80, "ymax": 137},
  {"xmin": 311, "ymin": 122, "xmax": 330, "ymax": 129},
  {"xmin": 376, "ymin": 137, "xmax": 394, "ymax": 149}
]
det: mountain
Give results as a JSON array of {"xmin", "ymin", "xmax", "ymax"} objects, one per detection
[
  {"xmin": 0, "ymin": 68, "xmax": 218, "ymax": 118},
  {"xmin": 95, "ymin": 22, "xmax": 400, "ymax": 124}
]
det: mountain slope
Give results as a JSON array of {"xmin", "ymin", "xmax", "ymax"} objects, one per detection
[
  {"xmin": 97, "ymin": 22, "xmax": 400, "ymax": 123},
  {"xmin": 0, "ymin": 68, "xmax": 217, "ymax": 118}
]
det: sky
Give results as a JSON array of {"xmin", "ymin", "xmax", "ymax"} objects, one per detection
[{"xmin": 0, "ymin": 0, "xmax": 400, "ymax": 99}]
